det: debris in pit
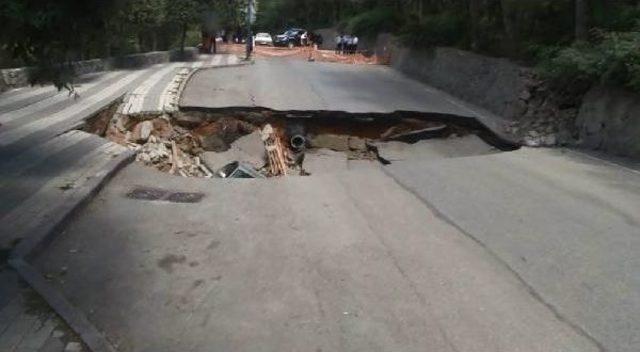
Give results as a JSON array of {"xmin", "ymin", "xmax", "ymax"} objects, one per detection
[
  {"xmin": 131, "ymin": 120, "xmax": 154, "ymax": 143},
  {"xmin": 90, "ymin": 108, "xmax": 489, "ymax": 178},
  {"xmin": 201, "ymin": 131, "xmax": 266, "ymax": 172},
  {"xmin": 381, "ymin": 124, "xmax": 448, "ymax": 143},
  {"xmin": 217, "ymin": 161, "xmax": 265, "ymax": 179},
  {"xmin": 307, "ymin": 133, "xmax": 374, "ymax": 161},
  {"xmin": 192, "ymin": 117, "xmax": 257, "ymax": 152},
  {"xmin": 261, "ymin": 124, "xmax": 289, "ymax": 177},
  {"xmin": 134, "ymin": 135, "xmax": 214, "ymax": 178}
]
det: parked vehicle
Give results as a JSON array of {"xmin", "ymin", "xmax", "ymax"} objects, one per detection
[
  {"xmin": 254, "ymin": 33, "xmax": 273, "ymax": 46},
  {"xmin": 274, "ymin": 28, "xmax": 307, "ymax": 48}
]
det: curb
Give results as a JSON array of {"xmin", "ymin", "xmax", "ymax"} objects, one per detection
[
  {"xmin": 9, "ymin": 149, "xmax": 135, "ymax": 352},
  {"xmin": 9, "ymin": 258, "xmax": 118, "ymax": 352}
]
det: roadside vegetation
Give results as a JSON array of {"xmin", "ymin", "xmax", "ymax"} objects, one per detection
[
  {"xmin": 1, "ymin": 0, "xmax": 639, "ymax": 94},
  {"xmin": 0, "ymin": 0, "xmax": 252, "ymax": 87},
  {"xmin": 257, "ymin": 0, "xmax": 640, "ymax": 94}
]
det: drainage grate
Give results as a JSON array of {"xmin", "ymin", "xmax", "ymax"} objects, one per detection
[
  {"xmin": 166, "ymin": 192, "xmax": 204, "ymax": 203},
  {"xmin": 127, "ymin": 187, "xmax": 168, "ymax": 201},
  {"xmin": 127, "ymin": 187, "xmax": 204, "ymax": 204}
]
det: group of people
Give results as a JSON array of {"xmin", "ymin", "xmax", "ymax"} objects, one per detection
[{"xmin": 335, "ymin": 34, "xmax": 359, "ymax": 55}]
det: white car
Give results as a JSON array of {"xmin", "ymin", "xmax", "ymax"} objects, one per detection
[{"xmin": 254, "ymin": 33, "xmax": 273, "ymax": 46}]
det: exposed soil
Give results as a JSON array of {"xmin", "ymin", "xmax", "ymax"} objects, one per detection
[
  {"xmin": 220, "ymin": 43, "xmax": 383, "ymax": 65},
  {"xmin": 84, "ymin": 106, "xmax": 513, "ymax": 179}
]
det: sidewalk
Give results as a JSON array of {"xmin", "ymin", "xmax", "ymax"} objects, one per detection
[{"xmin": 0, "ymin": 54, "xmax": 240, "ymax": 352}]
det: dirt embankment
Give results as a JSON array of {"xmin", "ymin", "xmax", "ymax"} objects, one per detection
[{"xmin": 220, "ymin": 43, "xmax": 383, "ymax": 65}]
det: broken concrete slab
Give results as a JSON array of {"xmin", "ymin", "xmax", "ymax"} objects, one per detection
[
  {"xmin": 192, "ymin": 117, "xmax": 257, "ymax": 152},
  {"xmin": 348, "ymin": 136, "xmax": 368, "ymax": 151},
  {"xmin": 303, "ymin": 148, "xmax": 348, "ymax": 175},
  {"xmin": 309, "ymin": 134, "xmax": 350, "ymax": 151},
  {"xmin": 381, "ymin": 125, "xmax": 448, "ymax": 143},
  {"xmin": 374, "ymin": 135, "xmax": 498, "ymax": 162},
  {"xmin": 309, "ymin": 134, "xmax": 368, "ymax": 153},
  {"xmin": 130, "ymin": 120, "xmax": 154, "ymax": 143},
  {"xmin": 201, "ymin": 131, "xmax": 266, "ymax": 172},
  {"xmin": 231, "ymin": 131, "xmax": 266, "ymax": 159},
  {"xmin": 199, "ymin": 134, "xmax": 227, "ymax": 152}
]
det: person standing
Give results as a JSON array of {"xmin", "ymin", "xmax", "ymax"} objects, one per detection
[
  {"xmin": 307, "ymin": 32, "xmax": 317, "ymax": 62},
  {"xmin": 353, "ymin": 36, "xmax": 359, "ymax": 55}
]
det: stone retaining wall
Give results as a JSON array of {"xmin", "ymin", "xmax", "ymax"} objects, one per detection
[
  {"xmin": 376, "ymin": 34, "xmax": 639, "ymax": 158},
  {"xmin": 375, "ymin": 35, "xmax": 529, "ymax": 120},
  {"xmin": 576, "ymin": 86, "xmax": 640, "ymax": 158},
  {"xmin": 0, "ymin": 47, "xmax": 198, "ymax": 92},
  {"xmin": 377, "ymin": 35, "xmax": 569, "ymax": 146}
]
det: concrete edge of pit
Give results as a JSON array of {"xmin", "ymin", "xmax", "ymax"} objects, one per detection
[
  {"xmin": 175, "ymin": 106, "xmax": 521, "ymax": 151},
  {"xmin": 8, "ymin": 149, "xmax": 135, "ymax": 352},
  {"xmin": 66, "ymin": 94, "xmax": 127, "ymax": 133},
  {"xmin": 176, "ymin": 60, "xmax": 252, "ymax": 109}
]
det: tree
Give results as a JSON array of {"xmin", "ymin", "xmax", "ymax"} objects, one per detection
[
  {"xmin": 0, "ymin": 0, "xmax": 122, "ymax": 89},
  {"xmin": 128, "ymin": 0, "xmax": 167, "ymax": 51},
  {"xmin": 575, "ymin": 0, "xmax": 589, "ymax": 41},
  {"xmin": 166, "ymin": 0, "xmax": 201, "ymax": 55}
]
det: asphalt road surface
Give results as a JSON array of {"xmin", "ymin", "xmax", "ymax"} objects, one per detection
[
  {"xmin": 36, "ymin": 160, "xmax": 600, "ymax": 352},
  {"xmin": 18, "ymin": 56, "xmax": 640, "ymax": 352},
  {"xmin": 180, "ymin": 58, "xmax": 510, "ymax": 140}
]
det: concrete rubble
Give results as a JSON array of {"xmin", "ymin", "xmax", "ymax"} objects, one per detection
[
  {"xmin": 201, "ymin": 131, "xmax": 266, "ymax": 172},
  {"xmin": 92, "ymin": 109, "xmax": 481, "ymax": 178}
]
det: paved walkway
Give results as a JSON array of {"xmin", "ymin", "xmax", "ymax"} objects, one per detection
[{"xmin": 0, "ymin": 53, "xmax": 239, "ymax": 352}]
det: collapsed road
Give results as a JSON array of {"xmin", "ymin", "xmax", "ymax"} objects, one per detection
[
  {"xmin": 180, "ymin": 58, "xmax": 510, "ymax": 141},
  {"xmin": 3, "ymin": 55, "xmax": 640, "ymax": 352}
]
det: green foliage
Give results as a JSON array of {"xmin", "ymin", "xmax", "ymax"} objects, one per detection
[
  {"xmin": 2, "ymin": 0, "xmax": 640, "ymax": 94},
  {"xmin": 0, "ymin": 0, "xmax": 240, "ymax": 86},
  {"xmin": 398, "ymin": 12, "xmax": 464, "ymax": 48},
  {"xmin": 176, "ymin": 29, "xmax": 204, "ymax": 49},
  {"xmin": 0, "ymin": 0, "xmax": 119, "ymax": 87},
  {"xmin": 592, "ymin": 2, "xmax": 640, "ymax": 32},
  {"xmin": 346, "ymin": 7, "xmax": 400, "ymax": 38},
  {"xmin": 538, "ymin": 31, "xmax": 640, "ymax": 93}
]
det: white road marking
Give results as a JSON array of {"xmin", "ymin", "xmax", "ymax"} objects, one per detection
[
  {"xmin": 0, "ymin": 68, "xmax": 151, "ymax": 147},
  {"xmin": 125, "ymin": 63, "xmax": 180, "ymax": 114},
  {"xmin": 0, "ymin": 86, "xmax": 58, "ymax": 110},
  {"xmin": 0, "ymin": 140, "xmax": 126, "ymax": 241},
  {"xmin": 0, "ymin": 131, "xmax": 91, "ymax": 187},
  {"xmin": 0, "ymin": 71, "xmax": 124, "ymax": 125},
  {"xmin": 157, "ymin": 68, "xmax": 190, "ymax": 112}
]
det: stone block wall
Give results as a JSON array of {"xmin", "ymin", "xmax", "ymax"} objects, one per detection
[{"xmin": 0, "ymin": 47, "xmax": 198, "ymax": 92}]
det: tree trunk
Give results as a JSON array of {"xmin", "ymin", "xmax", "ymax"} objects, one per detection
[
  {"xmin": 469, "ymin": 0, "xmax": 481, "ymax": 51},
  {"xmin": 152, "ymin": 32, "xmax": 158, "ymax": 51},
  {"xmin": 180, "ymin": 23, "xmax": 187, "ymax": 55},
  {"xmin": 500, "ymin": 0, "xmax": 518, "ymax": 56},
  {"xmin": 575, "ymin": 0, "xmax": 589, "ymax": 41}
]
